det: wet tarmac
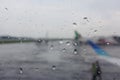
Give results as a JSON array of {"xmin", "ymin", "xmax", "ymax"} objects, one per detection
[{"xmin": 0, "ymin": 40, "xmax": 120, "ymax": 80}]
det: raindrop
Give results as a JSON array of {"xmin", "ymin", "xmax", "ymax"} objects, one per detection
[
  {"xmin": 19, "ymin": 67, "xmax": 23, "ymax": 74},
  {"xmin": 50, "ymin": 45, "xmax": 54, "ymax": 50},
  {"xmin": 73, "ymin": 42, "xmax": 78, "ymax": 46},
  {"xmin": 73, "ymin": 49, "xmax": 78, "ymax": 55},
  {"xmin": 83, "ymin": 17, "xmax": 88, "ymax": 19},
  {"xmin": 83, "ymin": 17, "xmax": 89, "ymax": 22},
  {"xmin": 73, "ymin": 22, "xmax": 77, "ymax": 25},
  {"xmin": 5, "ymin": 8, "xmax": 8, "ymax": 11},
  {"xmin": 38, "ymin": 39, "xmax": 42, "ymax": 42},
  {"xmin": 62, "ymin": 48, "xmax": 66, "ymax": 53},
  {"xmin": 52, "ymin": 65, "xmax": 56, "ymax": 70},
  {"xmin": 106, "ymin": 42, "xmax": 110, "ymax": 45},
  {"xmin": 94, "ymin": 30, "xmax": 98, "ymax": 32},
  {"xmin": 66, "ymin": 42, "xmax": 70, "ymax": 46},
  {"xmin": 35, "ymin": 68, "xmax": 39, "ymax": 71},
  {"xmin": 59, "ymin": 40, "xmax": 63, "ymax": 44}
]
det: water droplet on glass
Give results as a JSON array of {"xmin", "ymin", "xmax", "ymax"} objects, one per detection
[
  {"xmin": 73, "ymin": 49, "xmax": 78, "ymax": 55},
  {"xmin": 59, "ymin": 40, "xmax": 63, "ymax": 44},
  {"xmin": 73, "ymin": 22, "xmax": 77, "ymax": 25},
  {"xmin": 35, "ymin": 68, "xmax": 39, "ymax": 71},
  {"xmin": 19, "ymin": 67, "xmax": 23, "ymax": 74},
  {"xmin": 83, "ymin": 17, "xmax": 88, "ymax": 19},
  {"xmin": 50, "ymin": 45, "xmax": 54, "ymax": 50},
  {"xmin": 73, "ymin": 42, "xmax": 78, "ymax": 46},
  {"xmin": 5, "ymin": 8, "xmax": 8, "ymax": 11},
  {"xmin": 52, "ymin": 65, "xmax": 56, "ymax": 70},
  {"xmin": 83, "ymin": 17, "xmax": 89, "ymax": 22},
  {"xmin": 94, "ymin": 30, "xmax": 97, "ymax": 32},
  {"xmin": 66, "ymin": 42, "xmax": 70, "ymax": 46},
  {"xmin": 62, "ymin": 48, "xmax": 66, "ymax": 53},
  {"xmin": 106, "ymin": 42, "xmax": 110, "ymax": 45},
  {"xmin": 38, "ymin": 39, "xmax": 42, "ymax": 43}
]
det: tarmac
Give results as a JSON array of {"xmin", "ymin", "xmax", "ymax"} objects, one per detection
[{"xmin": 0, "ymin": 40, "xmax": 120, "ymax": 80}]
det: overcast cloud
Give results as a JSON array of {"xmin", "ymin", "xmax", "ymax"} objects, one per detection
[{"xmin": 0, "ymin": 0, "xmax": 120, "ymax": 38}]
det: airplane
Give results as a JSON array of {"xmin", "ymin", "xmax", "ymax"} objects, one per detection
[
  {"xmin": 74, "ymin": 31, "xmax": 120, "ymax": 67},
  {"xmin": 74, "ymin": 30, "xmax": 87, "ymax": 45},
  {"xmin": 88, "ymin": 40, "xmax": 120, "ymax": 67},
  {"xmin": 74, "ymin": 30, "xmax": 82, "ymax": 40}
]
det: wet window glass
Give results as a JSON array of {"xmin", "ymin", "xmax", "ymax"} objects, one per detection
[{"xmin": 0, "ymin": 0, "xmax": 120, "ymax": 80}]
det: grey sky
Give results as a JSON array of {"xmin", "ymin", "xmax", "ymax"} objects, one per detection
[{"xmin": 0, "ymin": 0, "xmax": 120, "ymax": 38}]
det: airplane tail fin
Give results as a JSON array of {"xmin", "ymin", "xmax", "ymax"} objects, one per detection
[{"xmin": 74, "ymin": 30, "xmax": 82, "ymax": 40}]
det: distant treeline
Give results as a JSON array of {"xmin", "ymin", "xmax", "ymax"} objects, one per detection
[
  {"xmin": 0, "ymin": 36, "xmax": 35, "ymax": 44},
  {"xmin": 0, "ymin": 40, "xmax": 35, "ymax": 44}
]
